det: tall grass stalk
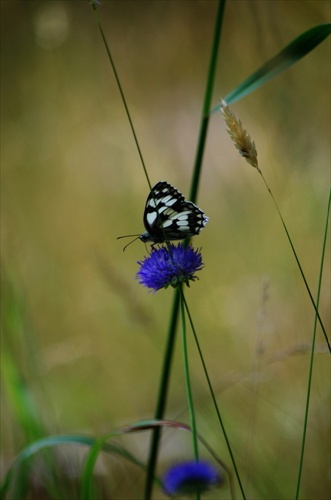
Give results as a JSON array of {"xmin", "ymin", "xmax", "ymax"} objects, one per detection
[
  {"xmin": 258, "ymin": 170, "xmax": 330, "ymax": 352},
  {"xmin": 181, "ymin": 292, "xmax": 245, "ymax": 500},
  {"xmin": 221, "ymin": 100, "xmax": 330, "ymax": 353},
  {"xmin": 179, "ymin": 287, "xmax": 200, "ymax": 500},
  {"xmin": 91, "ymin": 1, "xmax": 152, "ymax": 190},
  {"xmin": 295, "ymin": 187, "xmax": 331, "ymax": 499},
  {"xmin": 221, "ymin": 98, "xmax": 330, "ymax": 498},
  {"xmin": 145, "ymin": 2, "xmax": 226, "ymax": 498},
  {"xmin": 179, "ymin": 287, "xmax": 199, "ymax": 462}
]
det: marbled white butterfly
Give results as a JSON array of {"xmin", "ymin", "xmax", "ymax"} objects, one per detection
[{"xmin": 118, "ymin": 181, "xmax": 208, "ymax": 250}]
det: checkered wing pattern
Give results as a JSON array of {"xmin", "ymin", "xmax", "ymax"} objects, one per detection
[{"xmin": 140, "ymin": 181, "xmax": 208, "ymax": 243}]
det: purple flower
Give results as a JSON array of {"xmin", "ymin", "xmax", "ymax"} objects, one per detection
[
  {"xmin": 136, "ymin": 244, "xmax": 204, "ymax": 292},
  {"xmin": 162, "ymin": 460, "xmax": 222, "ymax": 496}
]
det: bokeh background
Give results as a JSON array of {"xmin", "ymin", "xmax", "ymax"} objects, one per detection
[{"xmin": 1, "ymin": 1, "xmax": 330, "ymax": 499}]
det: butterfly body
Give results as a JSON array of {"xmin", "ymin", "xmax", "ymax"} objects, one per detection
[{"xmin": 139, "ymin": 181, "xmax": 208, "ymax": 244}]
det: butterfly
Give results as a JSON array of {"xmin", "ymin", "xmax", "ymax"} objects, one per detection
[{"xmin": 118, "ymin": 181, "xmax": 208, "ymax": 250}]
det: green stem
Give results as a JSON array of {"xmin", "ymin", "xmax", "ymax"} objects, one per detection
[
  {"xmin": 189, "ymin": 0, "xmax": 226, "ymax": 203},
  {"xmin": 259, "ymin": 170, "xmax": 330, "ymax": 352},
  {"xmin": 144, "ymin": 290, "xmax": 180, "ymax": 499},
  {"xmin": 179, "ymin": 287, "xmax": 199, "ymax": 461},
  {"xmin": 91, "ymin": 4, "xmax": 151, "ymax": 189},
  {"xmin": 182, "ymin": 293, "xmax": 244, "ymax": 500},
  {"xmin": 144, "ymin": 2, "xmax": 225, "ymax": 498},
  {"xmin": 295, "ymin": 187, "xmax": 331, "ymax": 499}
]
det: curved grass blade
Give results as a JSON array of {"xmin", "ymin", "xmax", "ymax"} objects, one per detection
[
  {"xmin": 81, "ymin": 430, "xmax": 161, "ymax": 500},
  {"xmin": 211, "ymin": 23, "xmax": 331, "ymax": 109},
  {"xmin": 82, "ymin": 419, "xmax": 235, "ymax": 500},
  {"xmin": 1, "ymin": 432, "xmax": 160, "ymax": 500},
  {"xmin": 0, "ymin": 435, "xmax": 96, "ymax": 498}
]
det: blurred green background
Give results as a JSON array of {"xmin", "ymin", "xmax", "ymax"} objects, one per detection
[{"xmin": 1, "ymin": 1, "xmax": 330, "ymax": 499}]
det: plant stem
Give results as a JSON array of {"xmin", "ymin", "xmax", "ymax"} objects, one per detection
[
  {"xmin": 144, "ymin": 2, "xmax": 225, "ymax": 498},
  {"xmin": 92, "ymin": 5, "xmax": 151, "ymax": 189},
  {"xmin": 179, "ymin": 287, "xmax": 199, "ymax": 461},
  {"xmin": 144, "ymin": 290, "xmax": 180, "ymax": 499},
  {"xmin": 190, "ymin": 0, "xmax": 226, "ymax": 203},
  {"xmin": 295, "ymin": 187, "xmax": 331, "ymax": 499},
  {"xmin": 182, "ymin": 293, "xmax": 245, "ymax": 500},
  {"xmin": 259, "ymin": 170, "xmax": 330, "ymax": 352}
]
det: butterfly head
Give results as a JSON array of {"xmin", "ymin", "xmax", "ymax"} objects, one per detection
[{"xmin": 117, "ymin": 232, "xmax": 157, "ymax": 251}]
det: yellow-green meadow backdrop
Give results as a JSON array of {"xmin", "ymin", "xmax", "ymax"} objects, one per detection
[{"xmin": 1, "ymin": 2, "xmax": 330, "ymax": 499}]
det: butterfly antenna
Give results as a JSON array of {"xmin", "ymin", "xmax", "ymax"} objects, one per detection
[{"xmin": 117, "ymin": 234, "xmax": 141, "ymax": 251}]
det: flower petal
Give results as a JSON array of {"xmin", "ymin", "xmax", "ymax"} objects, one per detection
[
  {"xmin": 136, "ymin": 244, "xmax": 204, "ymax": 292},
  {"xmin": 163, "ymin": 461, "xmax": 222, "ymax": 496}
]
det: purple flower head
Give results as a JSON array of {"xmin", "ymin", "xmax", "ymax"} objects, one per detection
[
  {"xmin": 136, "ymin": 244, "xmax": 204, "ymax": 293},
  {"xmin": 162, "ymin": 460, "xmax": 222, "ymax": 496}
]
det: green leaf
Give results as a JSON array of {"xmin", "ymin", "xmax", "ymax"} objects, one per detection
[{"xmin": 211, "ymin": 23, "xmax": 331, "ymax": 109}]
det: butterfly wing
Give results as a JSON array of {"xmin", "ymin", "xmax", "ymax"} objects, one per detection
[{"xmin": 141, "ymin": 181, "xmax": 208, "ymax": 243}]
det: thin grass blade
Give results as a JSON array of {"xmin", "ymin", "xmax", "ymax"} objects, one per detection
[{"xmin": 211, "ymin": 23, "xmax": 331, "ymax": 108}]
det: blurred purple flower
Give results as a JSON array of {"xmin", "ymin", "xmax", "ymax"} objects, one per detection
[
  {"xmin": 136, "ymin": 244, "xmax": 204, "ymax": 292},
  {"xmin": 162, "ymin": 460, "xmax": 222, "ymax": 496}
]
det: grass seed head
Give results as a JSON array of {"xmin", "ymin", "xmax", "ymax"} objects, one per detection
[{"xmin": 220, "ymin": 99, "xmax": 259, "ymax": 170}]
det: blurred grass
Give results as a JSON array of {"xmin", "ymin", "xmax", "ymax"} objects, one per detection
[{"xmin": 1, "ymin": 1, "xmax": 330, "ymax": 499}]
